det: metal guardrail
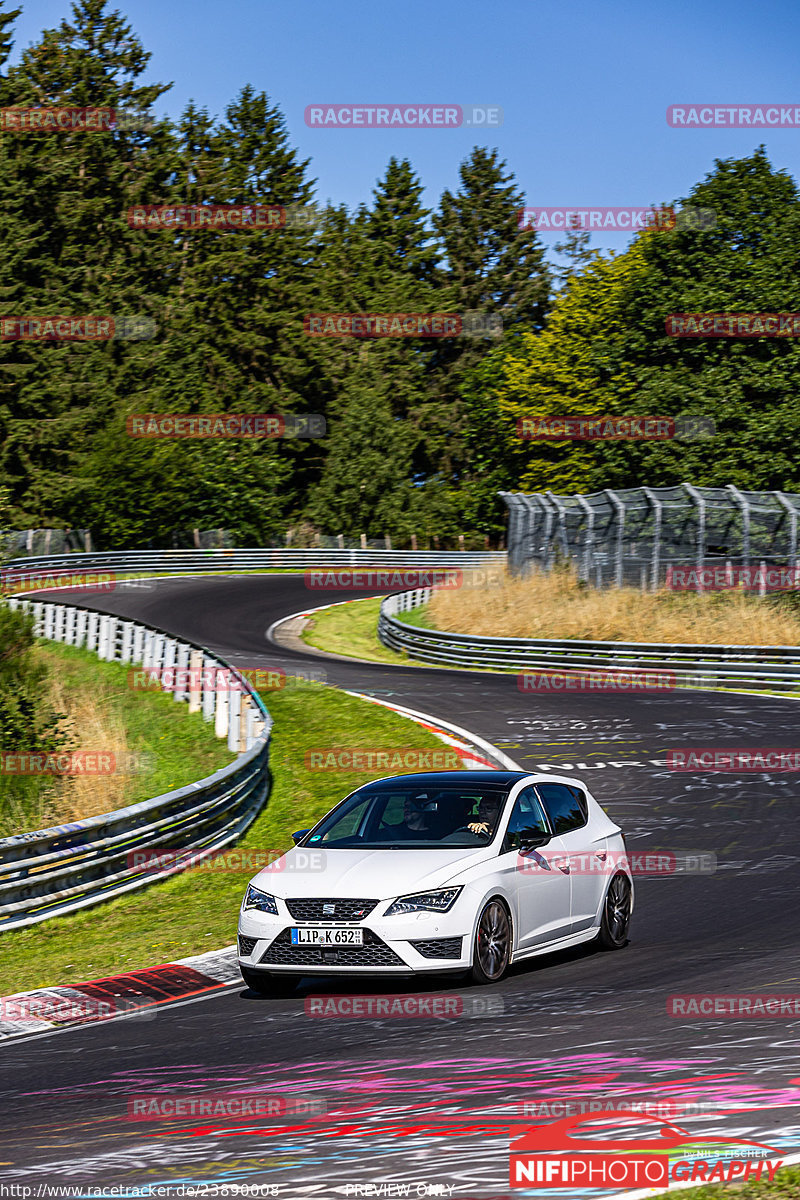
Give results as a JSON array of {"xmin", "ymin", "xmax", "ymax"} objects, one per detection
[
  {"xmin": 0, "ymin": 599, "xmax": 273, "ymax": 931},
  {"xmin": 3, "ymin": 548, "xmax": 506, "ymax": 579},
  {"xmin": 378, "ymin": 589, "xmax": 800, "ymax": 693}
]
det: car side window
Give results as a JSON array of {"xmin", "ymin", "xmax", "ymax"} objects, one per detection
[
  {"xmin": 504, "ymin": 786, "xmax": 550, "ymax": 851},
  {"xmin": 535, "ymin": 783, "xmax": 587, "ymax": 834}
]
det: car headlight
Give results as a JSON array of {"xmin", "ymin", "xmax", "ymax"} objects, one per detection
[
  {"xmin": 243, "ymin": 885, "xmax": 278, "ymax": 915},
  {"xmin": 385, "ymin": 887, "xmax": 462, "ymax": 917}
]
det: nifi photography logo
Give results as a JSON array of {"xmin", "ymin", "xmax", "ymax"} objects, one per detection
[{"xmin": 509, "ymin": 1111, "xmax": 782, "ymax": 1188}]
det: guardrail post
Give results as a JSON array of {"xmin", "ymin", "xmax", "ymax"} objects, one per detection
[
  {"xmin": 202, "ymin": 656, "xmax": 217, "ymax": 723},
  {"xmin": 120, "ymin": 621, "xmax": 134, "ymax": 663},
  {"xmin": 162, "ymin": 638, "xmax": 177, "ymax": 693},
  {"xmin": 44, "ymin": 604, "xmax": 55, "ymax": 639},
  {"xmin": 215, "ymin": 669, "xmax": 229, "ymax": 738},
  {"xmin": 175, "ymin": 643, "xmax": 190, "ymax": 701},
  {"xmin": 53, "ymin": 605, "xmax": 66, "ymax": 642},
  {"xmin": 76, "ymin": 607, "xmax": 88, "ymax": 647},
  {"xmin": 64, "ymin": 606, "xmax": 77, "ymax": 645},
  {"xmin": 98, "ymin": 615, "xmax": 110, "ymax": 659},
  {"xmin": 189, "ymin": 649, "xmax": 203, "ymax": 712},
  {"xmin": 86, "ymin": 610, "xmax": 100, "ymax": 651},
  {"xmin": 132, "ymin": 624, "xmax": 144, "ymax": 663},
  {"xmin": 228, "ymin": 686, "xmax": 242, "ymax": 752}
]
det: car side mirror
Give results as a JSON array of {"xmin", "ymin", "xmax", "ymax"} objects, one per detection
[
  {"xmin": 291, "ymin": 829, "xmax": 310, "ymax": 845},
  {"xmin": 519, "ymin": 832, "xmax": 551, "ymax": 850}
]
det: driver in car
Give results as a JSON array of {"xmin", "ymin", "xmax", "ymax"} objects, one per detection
[{"xmin": 467, "ymin": 796, "xmax": 501, "ymax": 836}]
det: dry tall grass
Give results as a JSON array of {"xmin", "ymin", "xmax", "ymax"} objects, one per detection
[
  {"xmin": 427, "ymin": 567, "xmax": 800, "ymax": 645},
  {"xmin": 47, "ymin": 669, "xmax": 135, "ymax": 821}
]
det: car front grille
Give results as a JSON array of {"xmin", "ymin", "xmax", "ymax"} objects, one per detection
[
  {"xmin": 260, "ymin": 929, "xmax": 404, "ymax": 967},
  {"xmin": 409, "ymin": 937, "xmax": 463, "ymax": 960},
  {"xmin": 238, "ymin": 935, "xmax": 257, "ymax": 957},
  {"xmin": 284, "ymin": 898, "xmax": 378, "ymax": 922}
]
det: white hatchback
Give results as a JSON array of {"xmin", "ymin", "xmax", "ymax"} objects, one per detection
[{"xmin": 237, "ymin": 770, "xmax": 633, "ymax": 994}]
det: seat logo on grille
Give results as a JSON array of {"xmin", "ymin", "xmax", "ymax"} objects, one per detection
[{"xmin": 322, "ymin": 903, "xmax": 336, "ymax": 916}]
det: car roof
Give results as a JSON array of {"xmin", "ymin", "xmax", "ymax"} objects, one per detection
[{"xmin": 361, "ymin": 770, "xmax": 530, "ymax": 789}]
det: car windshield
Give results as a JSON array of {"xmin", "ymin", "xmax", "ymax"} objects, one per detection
[{"xmin": 305, "ymin": 785, "xmax": 511, "ymax": 849}]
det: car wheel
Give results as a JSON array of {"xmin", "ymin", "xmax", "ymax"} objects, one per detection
[
  {"xmin": 597, "ymin": 873, "xmax": 632, "ymax": 950},
  {"xmin": 470, "ymin": 898, "xmax": 511, "ymax": 984},
  {"xmin": 240, "ymin": 965, "xmax": 297, "ymax": 996}
]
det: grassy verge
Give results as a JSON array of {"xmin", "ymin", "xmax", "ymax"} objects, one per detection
[
  {"xmin": 666, "ymin": 1167, "xmax": 800, "ymax": 1198},
  {"xmin": 0, "ymin": 642, "xmax": 234, "ymax": 836},
  {"xmin": 0, "ymin": 681, "xmax": 458, "ymax": 994},
  {"xmin": 301, "ymin": 596, "xmax": 410, "ymax": 664}
]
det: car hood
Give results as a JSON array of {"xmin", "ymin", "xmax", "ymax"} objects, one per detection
[{"xmin": 251, "ymin": 846, "xmax": 492, "ymax": 901}]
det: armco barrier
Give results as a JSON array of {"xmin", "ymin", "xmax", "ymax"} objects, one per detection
[
  {"xmin": 0, "ymin": 599, "xmax": 272, "ymax": 931},
  {"xmin": 378, "ymin": 589, "xmax": 800, "ymax": 693},
  {"xmin": 3, "ymin": 548, "xmax": 505, "ymax": 579}
]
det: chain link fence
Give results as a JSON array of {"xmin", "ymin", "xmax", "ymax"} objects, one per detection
[{"xmin": 501, "ymin": 484, "xmax": 800, "ymax": 590}]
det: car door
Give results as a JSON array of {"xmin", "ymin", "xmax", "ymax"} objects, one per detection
[
  {"xmin": 535, "ymin": 782, "xmax": 608, "ymax": 933},
  {"xmin": 499, "ymin": 786, "xmax": 572, "ymax": 951}
]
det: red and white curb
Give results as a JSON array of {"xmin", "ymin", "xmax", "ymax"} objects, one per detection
[{"xmin": 0, "ymin": 946, "xmax": 240, "ymax": 1042}]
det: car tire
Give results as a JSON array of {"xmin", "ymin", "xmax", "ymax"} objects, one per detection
[
  {"xmin": 469, "ymin": 898, "xmax": 511, "ymax": 984},
  {"xmin": 596, "ymin": 873, "xmax": 632, "ymax": 950},
  {"xmin": 240, "ymin": 965, "xmax": 297, "ymax": 996}
]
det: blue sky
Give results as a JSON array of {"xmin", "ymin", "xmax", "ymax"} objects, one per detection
[{"xmin": 9, "ymin": 0, "xmax": 800, "ymax": 256}]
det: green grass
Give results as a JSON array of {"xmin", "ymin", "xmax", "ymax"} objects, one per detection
[
  {"xmin": 301, "ymin": 596, "xmax": 411, "ymax": 665},
  {"xmin": 0, "ymin": 642, "xmax": 234, "ymax": 838},
  {"xmin": 398, "ymin": 603, "xmax": 435, "ymax": 629},
  {"xmin": 667, "ymin": 1166, "xmax": 800, "ymax": 1197},
  {"xmin": 0, "ymin": 680, "xmax": 457, "ymax": 994}
]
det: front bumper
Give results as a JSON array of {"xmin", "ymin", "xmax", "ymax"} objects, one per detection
[{"xmin": 238, "ymin": 903, "xmax": 473, "ymax": 974}]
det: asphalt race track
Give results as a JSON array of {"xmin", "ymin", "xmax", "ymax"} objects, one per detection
[{"xmin": 2, "ymin": 574, "xmax": 800, "ymax": 1197}]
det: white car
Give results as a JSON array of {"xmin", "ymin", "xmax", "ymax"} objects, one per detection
[{"xmin": 237, "ymin": 770, "xmax": 633, "ymax": 994}]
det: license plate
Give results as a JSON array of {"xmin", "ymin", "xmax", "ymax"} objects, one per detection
[{"xmin": 291, "ymin": 927, "xmax": 364, "ymax": 946}]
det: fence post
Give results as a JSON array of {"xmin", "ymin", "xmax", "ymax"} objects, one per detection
[
  {"xmin": 575, "ymin": 495, "xmax": 595, "ymax": 583},
  {"xmin": 642, "ymin": 487, "xmax": 662, "ymax": 591},
  {"xmin": 726, "ymin": 484, "xmax": 751, "ymax": 566},
  {"xmin": 605, "ymin": 490, "xmax": 626, "ymax": 588},
  {"xmin": 683, "ymin": 483, "xmax": 706, "ymax": 592},
  {"xmin": 775, "ymin": 492, "xmax": 799, "ymax": 570}
]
